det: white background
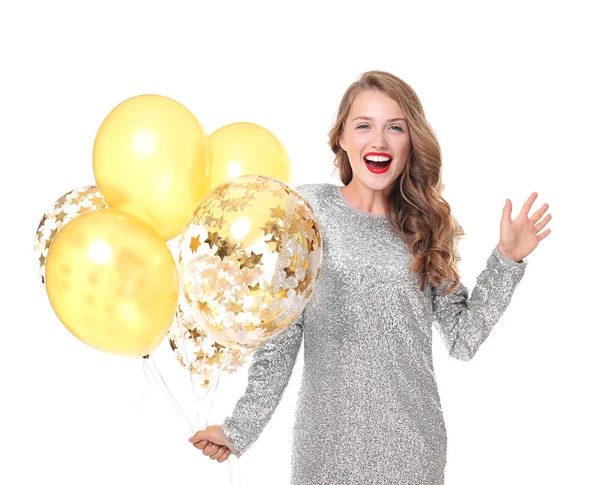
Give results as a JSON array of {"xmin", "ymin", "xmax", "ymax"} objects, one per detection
[{"xmin": 2, "ymin": 1, "xmax": 598, "ymax": 484}]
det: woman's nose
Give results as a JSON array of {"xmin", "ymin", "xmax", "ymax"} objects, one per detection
[{"xmin": 371, "ymin": 132, "xmax": 388, "ymax": 149}]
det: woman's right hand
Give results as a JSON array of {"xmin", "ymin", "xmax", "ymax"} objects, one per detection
[{"xmin": 189, "ymin": 425, "xmax": 233, "ymax": 463}]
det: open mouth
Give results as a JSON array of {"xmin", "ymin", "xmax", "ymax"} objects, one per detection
[{"xmin": 363, "ymin": 155, "xmax": 392, "ymax": 174}]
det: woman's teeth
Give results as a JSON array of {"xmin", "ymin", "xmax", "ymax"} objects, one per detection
[{"xmin": 365, "ymin": 155, "xmax": 392, "ymax": 163}]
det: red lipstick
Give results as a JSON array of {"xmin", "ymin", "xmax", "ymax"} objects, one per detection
[{"xmin": 363, "ymin": 152, "xmax": 392, "ymax": 174}]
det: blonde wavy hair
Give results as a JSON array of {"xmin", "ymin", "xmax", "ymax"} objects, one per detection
[{"xmin": 329, "ymin": 70, "xmax": 465, "ymax": 295}]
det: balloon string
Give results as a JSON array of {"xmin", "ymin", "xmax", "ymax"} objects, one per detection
[
  {"xmin": 146, "ymin": 356, "xmax": 195, "ymax": 433},
  {"xmin": 204, "ymin": 350, "xmax": 232, "ymax": 429},
  {"xmin": 177, "ymin": 325, "xmax": 203, "ymax": 429},
  {"xmin": 186, "ymin": 347, "xmax": 241, "ymax": 483},
  {"xmin": 212, "ymin": 349, "xmax": 241, "ymax": 485},
  {"xmin": 229, "ymin": 455, "xmax": 241, "ymax": 485},
  {"xmin": 197, "ymin": 352, "xmax": 208, "ymax": 428},
  {"xmin": 139, "ymin": 351, "xmax": 241, "ymax": 483},
  {"xmin": 129, "ymin": 360, "xmax": 155, "ymax": 411}
]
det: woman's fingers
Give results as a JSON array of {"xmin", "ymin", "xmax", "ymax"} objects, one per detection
[
  {"xmin": 217, "ymin": 448, "xmax": 232, "ymax": 463},
  {"xmin": 192, "ymin": 439, "xmax": 208, "ymax": 451},
  {"xmin": 211, "ymin": 445, "xmax": 229, "ymax": 462},
  {"xmin": 534, "ymin": 213, "xmax": 552, "ymax": 233},
  {"xmin": 530, "ymin": 202, "xmax": 550, "ymax": 224},
  {"xmin": 189, "ymin": 426, "xmax": 225, "ymax": 446},
  {"xmin": 519, "ymin": 191, "xmax": 539, "ymax": 218},
  {"xmin": 201, "ymin": 442, "xmax": 220, "ymax": 456},
  {"xmin": 189, "ymin": 429, "xmax": 212, "ymax": 444},
  {"xmin": 190, "ymin": 434, "xmax": 234, "ymax": 463}
]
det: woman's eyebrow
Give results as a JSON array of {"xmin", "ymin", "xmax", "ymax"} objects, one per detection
[{"xmin": 351, "ymin": 116, "xmax": 406, "ymax": 122}]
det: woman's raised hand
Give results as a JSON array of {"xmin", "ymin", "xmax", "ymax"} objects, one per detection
[{"xmin": 498, "ymin": 191, "xmax": 551, "ymax": 262}]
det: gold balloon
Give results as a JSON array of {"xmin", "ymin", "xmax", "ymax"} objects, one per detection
[
  {"xmin": 208, "ymin": 122, "xmax": 290, "ymax": 189},
  {"xmin": 178, "ymin": 175, "xmax": 322, "ymax": 349},
  {"xmin": 45, "ymin": 209, "xmax": 179, "ymax": 357},
  {"xmin": 93, "ymin": 94, "xmax": 211, "ymax": 241},
  {"xmin": 168, "ymin": 300, "xmax": 254, "ymax": 390},
  {"xmin": 35, "ymin": 185, "xmax": 107, "ymax": 284}
]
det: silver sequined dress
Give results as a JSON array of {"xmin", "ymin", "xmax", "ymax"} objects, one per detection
[{"xmin": 217, "ymin": 182, "xmax": 528, "ymax": 484}]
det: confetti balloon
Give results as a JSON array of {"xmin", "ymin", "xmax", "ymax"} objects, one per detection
[
  {"xmin": 179, "ymin": 175, "xmax": 322, "ymax": 349},
  {"xmin": 208, "ymin": 122, "xmax": 290, "ymax": 189},
  {"xmin": 168, "ymin": 299, "xmax": 255, "ymax": 390},
  {"xmin": 45, "ymin": 209, "xmax": 179, "ymax": 357},
  {"xmin": 34, "ymin": 185, "xmax": 107, "ymax": 283},
  {"xmin": 93, "ymin": 94, "xmax": 211, "ymax": 241}
]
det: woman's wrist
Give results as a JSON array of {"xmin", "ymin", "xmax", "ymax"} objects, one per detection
[{"xmin": 496, "ymin": 244, "xmax": 523, "ymax": 263}]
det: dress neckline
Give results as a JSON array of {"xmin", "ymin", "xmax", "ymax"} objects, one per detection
[{"xmin": 334, "ymin": 184, "xmax": 388, "ymax": 219}]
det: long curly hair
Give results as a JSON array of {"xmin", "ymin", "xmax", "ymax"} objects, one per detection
[{"xmin": 328, "ymin": 70, "xmax": 465, "ymax": 295}]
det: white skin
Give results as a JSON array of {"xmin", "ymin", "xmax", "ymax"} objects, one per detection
[{"xmin": 338, "ymin": 89, "xmax": 412, "ymax": 215}]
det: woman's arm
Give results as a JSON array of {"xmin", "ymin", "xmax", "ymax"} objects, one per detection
[
  {"xmin": 217, "ymin": 311, "xmax": 305, "ymax": 456},
  {"xmin": 431, "ymin": 246, "xmax": 527, "ymax": 361}
]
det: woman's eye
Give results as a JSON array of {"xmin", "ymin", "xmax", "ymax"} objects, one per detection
[{"xmin": 356, "ymin": 124, "xmax": 403, "ymax": 131}]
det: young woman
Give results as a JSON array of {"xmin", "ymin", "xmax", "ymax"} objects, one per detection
[{"xmin": 189, "ymin": 70, "xmax": 551, "ymax": 484}]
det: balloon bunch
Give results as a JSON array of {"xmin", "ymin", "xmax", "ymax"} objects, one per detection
[{"xmin": 35, "ymin": 93, "xmax": 323, "ymax": 415}]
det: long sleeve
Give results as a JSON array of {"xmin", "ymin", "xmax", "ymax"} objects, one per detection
[
  {"xmin": 217, "ymin": 311, "xmax": 305, "ymax": 456},
  {"xmin": 431, "ymin": 245, "xmax": 528, "ymax": 361}
]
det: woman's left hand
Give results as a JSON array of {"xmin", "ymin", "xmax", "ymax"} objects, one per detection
[{"xmin": 498, "ymin": 191, "xmax": 551, "ymax": 262}]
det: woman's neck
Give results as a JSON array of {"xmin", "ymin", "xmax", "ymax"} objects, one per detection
[{"xmin": 339, "ymin": 180, "xmax": 392, "ymax": 216}]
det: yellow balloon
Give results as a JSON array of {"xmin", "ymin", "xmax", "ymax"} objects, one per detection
[
  {"xmin": 208, "ymin": 122, "xmax": 290, "ymax": 189},
  {"xmin": 45, "ymin": 209, "xmax": 179, "ymax": 357},
  {"xmin": 93, "ymin": 94, "xmax": 211, "ymax": 241}
]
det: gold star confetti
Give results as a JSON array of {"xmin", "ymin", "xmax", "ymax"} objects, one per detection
[
  {"xmin": 288, "ymin": 215, "xmax": 304, "ymax": 235},
  {"xmin": 178, "ymin": 175, "xmax": 323, "ymax": 349},
  {"xmin": 55, "ymin": 194, "xmax": 69, "ymax": 207},
  {"xmin": 35, "ymin": 185, "xmax": 107, "ymax": 284},
  {"xmin": 204, "ymin": 214, "xmax": 219, "ymax": 227},
  {"xmin": 190, "ymin": 235, "xmax": 201, "ymax": 253},
  {"xmin": 224, "ymin": 201, "xmax": 241, "ymax": 213},
  {"xmin": 213, "ymin": 214, "xmax": 225, "ymax": 228},
  {"xmin": 197, "ymin": 300, "xmax": 211, "ymax": 314},
  {"xmin": 297, "ymin": 272, "xmax": 313, "ymax": 293},
  {"xmin": 261, "ymin": 220, "xmax": 283, "ymax": 239},
  {"xmin": 205, "ymin": 231, "xmax": 220, "ymax": 249},
  {"xmin": 216, "ymin": 240, "xmax": 235, "ymax": 260},
  {"xmin": 266, "ymin": 236, "xmax": 283, "ymax": 252},
  {"xmin": 167, "ymin": 298, "xmax": 256, "ymax": 389},
  {"xmin": 284, "ymin": 264, "xmax": 297, "ymax": 279},
  {"xmin": 239, "ymin": 251, "xmax": 263, "ymax": 270},
  {"xmin": 54, "ymin": 211, "xmax": 67, "ymax": 223},
  {"xmin": 248, "ymin": 282, "xmax": 261, "ymax": 294},
  {"xmin": 270, "ymin": 205, "xmax": 286, "ymax": 221},
  {"xmin": 238, "ymin": 198, "xmax": 253, "ymax": 210},
  {"xmin": 225, "ymin": 300, "xmax": 245, "ymax": 314},
  {"xmin": 90, "ymin": 196, "xmax": 105, "ymax": 207},
  {"xmin": 218, "ymin": 198, "xmax": 231, "ymax": 211}
]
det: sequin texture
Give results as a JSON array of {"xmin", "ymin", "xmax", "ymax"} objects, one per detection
[{"xmin": 218, "ymin": 183, "xmax": 528, "ymax": 484}]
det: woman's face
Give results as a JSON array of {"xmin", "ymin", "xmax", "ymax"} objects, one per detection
[{"xmin": 339, "ymin": 89, "xmax": 412, "ymax": 191}]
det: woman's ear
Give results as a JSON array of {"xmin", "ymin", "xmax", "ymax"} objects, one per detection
[{"xmin": 339, "ymin": 134, "xmax": 345, "ymax": 152}]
